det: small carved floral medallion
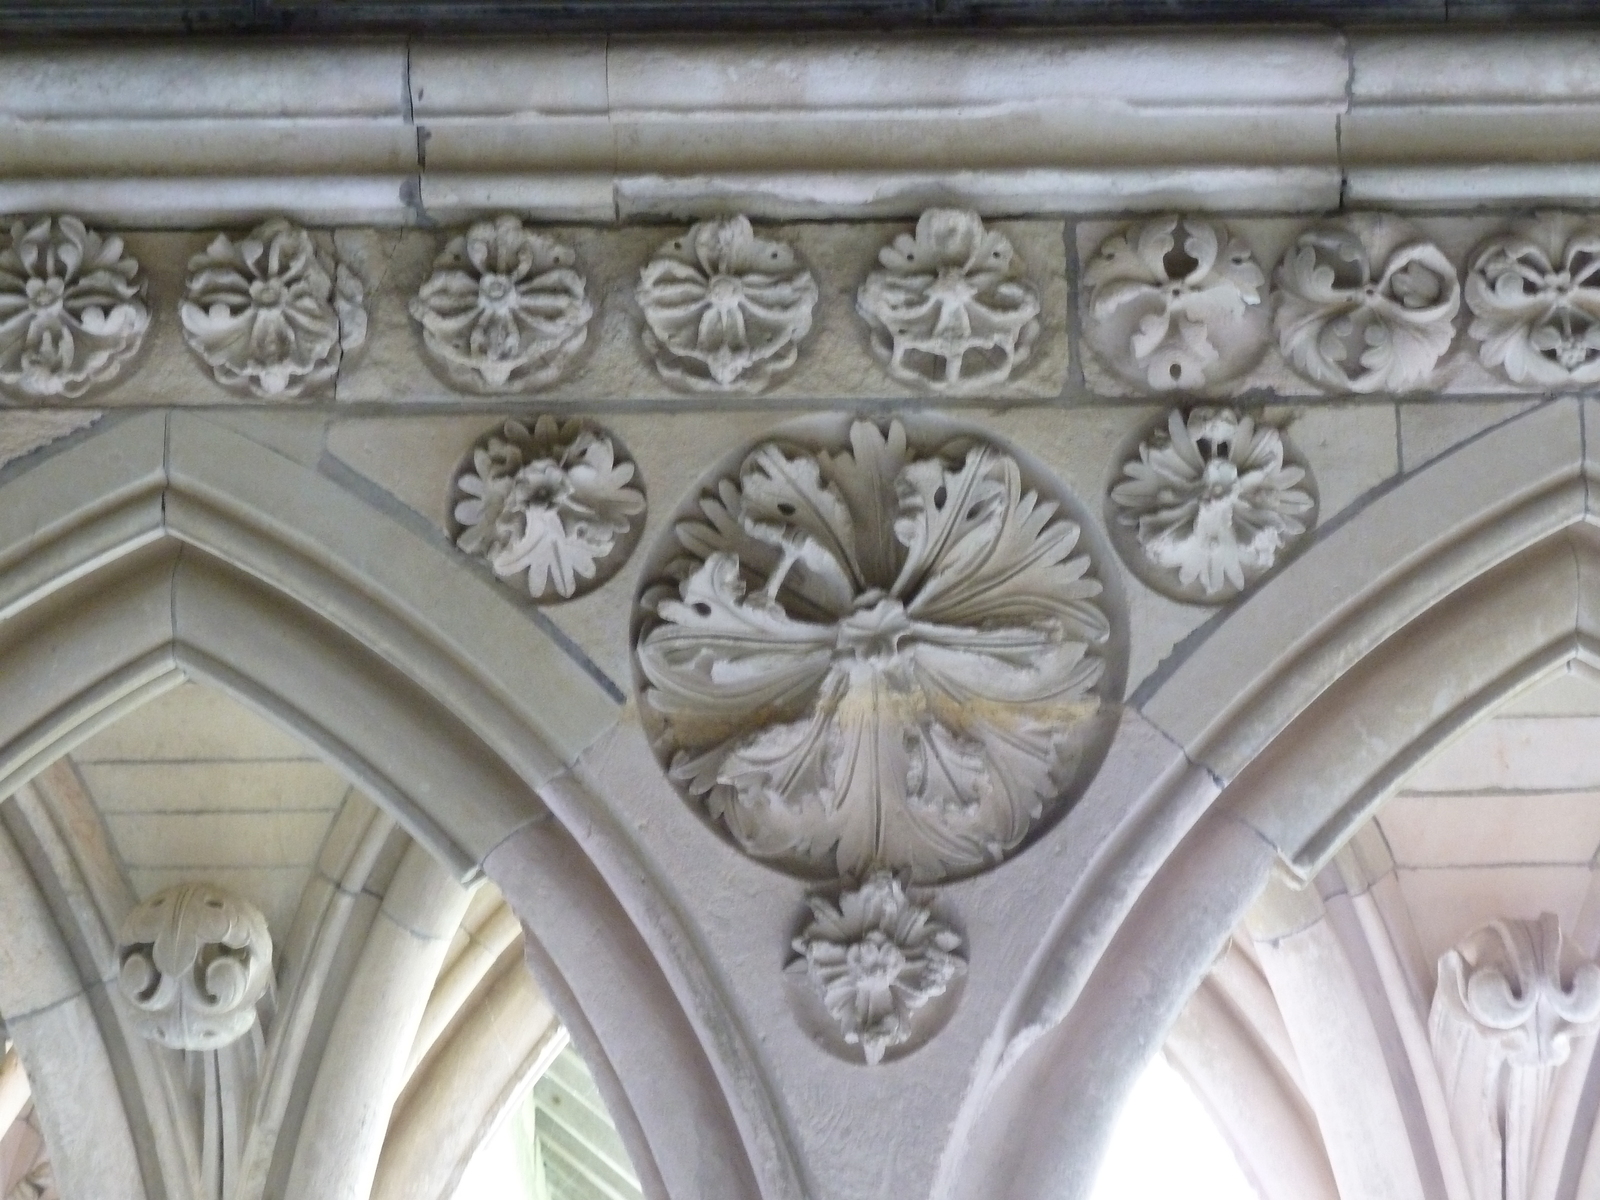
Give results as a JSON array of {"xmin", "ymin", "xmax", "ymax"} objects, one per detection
[
  {"xmin": 181, "ymin": 218, "xmax": 366, "ymax": 399},
  {"xmin": 788, "ymin": 872, "xmax": 965, "ymax": 1065},
  {"xmin": 115, "ymin": 882, "xmax": 273, "ymax": 1051},
  {"xmin": 636, "ymin": 216, "xmax": 818, "ymax": 393},
  {"xmin": 1466, "ymin": 213, "xmax": 1600, "ymax": 387},
  {"xmin": 1109, "ymin": 408, "xmax": 1315, "ymax": 603},
  {"xmin": 1274, "ymin": 215, "xmax": 1460, "ymax": 393},
  {"xmin": 1084, "ymin": 215, "xmax": 1268, "ymax": 391},
  {"xmin": 0, "ymin": 215, "xmax": 150, "ymax": 401},
  {"xmin": 452, "ymin": 416, "xmax": 645, "ymax": 601},
  {"xmin": 637, "ymin": 419, "xmax": 1116, "ymax": 883},
  {"xmin": 410, "ymin": 215, "xmax": 593, "ymax": 394},
  {"xmin": 855, "ymin": 210, "xmax": 1041, "ymax": 393}
]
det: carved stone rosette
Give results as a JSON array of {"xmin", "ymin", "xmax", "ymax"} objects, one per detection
[
  {"xmin": 1108, "ymin": 407, "xmax": 1316, "ymax": 603},
  {"xmin": 115, "ymin": 883, "xmax": 274, "ymax": 1051},
  {"xmin": 451, "ymin": 416, "xmax": 645, "ymax": 601},
  {"xmin": 787, "ymin": 872, "xmax": 965, "ymax": 1065},
  {"xmin": 636, "ymin": 216, "xmax": 818, "ymax": 393},
  {"xmin": 855, "ymin": 210, "xmax": 1041, "ymax": 394},
  {"xmin": 0, "ymin": 215, "xmax": 150, "ymax": 401},
  {"xmin": 637, "ymin": 419, "xmax": 1115, "ymax": 886},
  {"xmin": 1274, "ymin": 214, "xmax": 1460, "ymax": 393},
  {"xmin": 180, "ymin": 217, "xmax": 366, "ymax": 399},
  {"xmin": 1430, "ymin": 915, "xmax": 1600, "ymax": 1200},
  {"xmin": 1084, "ymin": 215, "xmax": 1269, "ymax": 391},
  {"xmin": 410, "ymin": 215, "xmax": 593, "ymax": 394},
  {"xmin": 1467, "ymin": 212, "xmax": 1600, "ymax": 387}
]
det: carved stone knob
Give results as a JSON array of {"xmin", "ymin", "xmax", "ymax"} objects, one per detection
[{"xmin": 115, "ymin": 883, "xmax": 273, "ymax": 1051}]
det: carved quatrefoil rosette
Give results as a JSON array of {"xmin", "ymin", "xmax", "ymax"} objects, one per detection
[
  {"xmin": 0, "ymin": 215, "xmax": 150, "ymax": 401},
  {"xmin": 410, "ymin": 215, "xmax": 593, "ymax": 395},
  {"xmin": 1274, "ymin": 215, "xmax": 1461, "ymax": 394},
  {"xmin": 855, "ymin": 210, "xmax": 1041, "ymax": 394},
  {"xmin": 1109, "ymin": 408, "xmax": 1316, "ymax": 604},
  {"xmin": 1466, "ymin": 213, "xmax": 1600, "ymax": 387},
  {"xmin": 787, "ymin": 872, "xmax": 965, "ymax": 1065},
  {"xmin": 115, "ymin": 883, "xmax": 273, "ymax": 1051},
  {"xmin": 636, "ymin": 216, "xmax": 818, "ymax": 393},
  {"xmin": 452, "ymin": 416, "xmax": 645, "ymax": 601},
  {"xmin": 636, "ymin": 418, "xmax": 1121, "ymax": 884},
  {"xmin": 1084, "ymin": 215, "xmax": 1269, "ymax": 391},
  {"xmin": 181, "ymin": 218, "xmax": 367, "ymax": 399}
]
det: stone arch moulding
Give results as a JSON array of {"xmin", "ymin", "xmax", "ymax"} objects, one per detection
[
  {"xmin": 938, "ymin": 396, "xmax": 1600, "ymax": 1200},
  {"xmin": 0, "ymin": 410, "xmax": 798, "ymax": 1200}
]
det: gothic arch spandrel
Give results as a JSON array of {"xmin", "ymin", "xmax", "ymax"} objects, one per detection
[
  {"xmin": 941, "ymin": 396, "xmax": 1600, "ymax": 1200},
  {"xmin": 0, "ymin": 410, "xmax": 785, "ymax": 1200}
]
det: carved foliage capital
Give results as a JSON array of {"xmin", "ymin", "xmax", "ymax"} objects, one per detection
[{"xmin": 116, "ymin": 883, "xmax": 273, "ymax": 1051}]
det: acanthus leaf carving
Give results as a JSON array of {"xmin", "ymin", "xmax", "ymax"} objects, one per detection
[
  {"xmin": 1430, "ymin": 914, "xmax": 1600, "ymax": 1200},
  {"xmin": 0, "ymin": 215, "xmax": 149, "ymax": 401},
  {"xmin": 115, "ymin": 882, "xmax": 274, "ymax": 1052},
  {"xmin": 1084, "ymin": 215, "xmax": 1268, "ymax": 391},
  {"xmin": 410, "ymin": 214, "xmax": 593, "ymax": 394},
  {"xmin": 180, "ymin": 217, "xmax": 365, "ymax": 399},
  {"xmin": 1466, "ymin": 212, "xmax": 1600, "ymax": 387},
  {"xmin": 787, "ymin": 871, "xmax": 965, "ymax": 1065},
  {"xmin": 636, "ymin": 216, "xmax": 818, "ymax": 393},
  {"xmin": 636, "ymin": 419, "xmax": 1114, "ymax": 883},
  {"xmin": 1108, "ymin": 407, "xmax": 1315, "ymax": 602},
  {"xmin": 855, "ymin": 210, "xmax": 1040, "ymax": 393},
  {"xmin": 452, "ymin": 415, "xmax": 645, "ymax": 601},
  {"xmin": 1274, "ymin": 215, "xmax": 1460, "ymax": 393}
]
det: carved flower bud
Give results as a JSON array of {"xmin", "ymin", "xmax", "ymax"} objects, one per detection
[{"xmin": 115, "ymin": 883, "xmax": 273, "ymax": 1051}]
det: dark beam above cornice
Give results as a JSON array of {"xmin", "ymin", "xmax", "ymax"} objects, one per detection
[{"xmin": 2, "ymin": 0, "xmax": 1599, "ymax": 35}]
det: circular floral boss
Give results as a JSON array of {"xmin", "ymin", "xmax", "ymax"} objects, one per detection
[
  {"xmin": 633, "ymin": 415, "xmax": 1126, "ymax": 885},
  {"xmin": 450, "ymin": 415, "xmax": 646, "ymax": 602},
  {"xmin": 1107, "ymin": 406, "xmax": 1317, "ymax": 605}
]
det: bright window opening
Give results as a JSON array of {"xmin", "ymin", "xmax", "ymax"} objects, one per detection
[{"xmin": 1090, "ymin": 1053, "xmax": 1259, "ymax": 1200}]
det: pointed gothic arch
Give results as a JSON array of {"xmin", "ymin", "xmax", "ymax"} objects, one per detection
[
  {"xmin": 0, "ymin": 409, "xmax": 797, "ymax": 1200},
  {"xmin": 941, "ymin": 396, "xmax": 1600, "ymax": 1200}
]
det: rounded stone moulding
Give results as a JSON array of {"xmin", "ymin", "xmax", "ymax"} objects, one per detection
[
  {"xmin": 632, "ymin": 412, "xmax": 1128, "ymax": 887},
  {"xmin": 1107, "ymin": 405, "xmax": 1317, "ymax": 606}
]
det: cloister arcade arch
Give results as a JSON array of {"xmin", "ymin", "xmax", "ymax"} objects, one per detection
[{"xmin": 0, "ymin": 391, "xmax": 1596, "ymax": 1200}]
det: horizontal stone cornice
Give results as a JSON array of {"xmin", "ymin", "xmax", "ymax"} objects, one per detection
[{"xmin": 5, "ymin": 30, "xmax": 1600, "ymax": 225}]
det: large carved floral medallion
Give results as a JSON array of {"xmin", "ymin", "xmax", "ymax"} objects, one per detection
[
  {"xmin": 1109, "ymin": 407, "xmax": 1316, "ymax": 603},
  {"xmin": 410, "ymin": 215, "xmax": 593, "ymax": 394},
  {"xmin": 0, "ymin": 215, "xmax": 150, "ymax": 401},
  {"xmin": 1466, "ymin": 213, "xmax": 1600, "ymax": 387},
  {"xmin": 452, "ymin": 416, "xmax": 646, "ymax": 601},
  {"xmin": 181, "ymin": 218, "xmax": 366, "ymax": 399},
  {"xmin": 636, "ymin": 419, "xmax": 1118, "ymax": 883},
  {"xmin": 1274, "ymin": 215, "xmax": 1460, "ymax": 393},
  {"xmin": 1084, "ymin": 215, "xmax": 1268, "ymax": 391},
  {"xmin": 636, "ymin": 216, "xmax": 818, "ymax": 393},
  {"xmin": 855, "ymin": 210, "xmax": 1041, "ymax": 394}
]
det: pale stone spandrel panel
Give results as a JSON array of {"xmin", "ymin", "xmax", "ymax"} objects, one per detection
[
  {"xmin": 1398, "ymin": 398, "xmax": 1545, "ymax": 474},
  {"xmin": 0, "ymin": 411, "xmax": 102, "ymax": 474}
]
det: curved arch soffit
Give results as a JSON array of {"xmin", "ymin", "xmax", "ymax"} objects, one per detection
[
  {"xmin": 944, "ymin": 396, "xmax": 1600, "ymax": 1200},
  {"xmin": 0, "ymin": 410, "xmax": 793, "ymax": 1200}
]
